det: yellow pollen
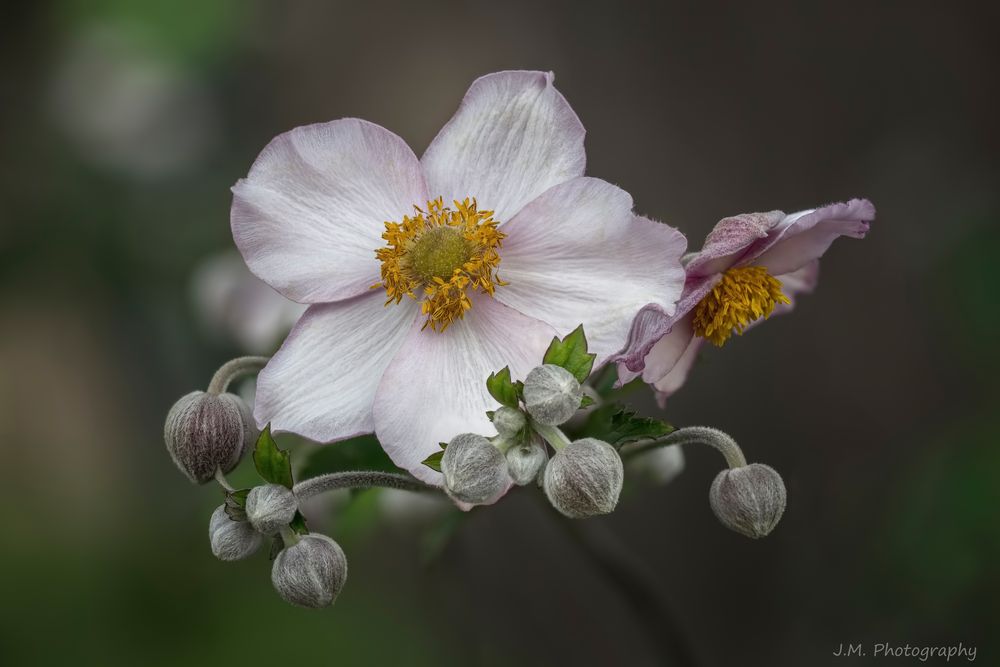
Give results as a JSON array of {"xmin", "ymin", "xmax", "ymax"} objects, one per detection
[
  {"xmin": 374, "ymin": 197, "xmax": 506, "ymax": 332},
  {"xmin": 691, "ymin": 265, "xmax": 791, "ymax": 346}
]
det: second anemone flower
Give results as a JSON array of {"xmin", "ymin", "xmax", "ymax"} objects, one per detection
[
  {"xmin": 231, "ymin": 71, "xmax": 687, "ymax": 486},
  {"xmin": 615, "ymin": 199, "xmax": 875, "ymax": 403}
]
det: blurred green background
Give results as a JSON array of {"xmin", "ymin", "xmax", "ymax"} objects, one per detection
[{"xmin": 1, "ymin": 1, "xmax": 998, "ymax": 665}]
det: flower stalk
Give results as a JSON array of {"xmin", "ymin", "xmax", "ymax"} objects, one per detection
[
  {"xmin": 293, "ymin": 471, "xmax": 436, "ymax": 501},
  {"xmin": 624, "ymin": 426, "xmax": 747, "ymax": 469},
  {"xmin": 207, "ymin": 355, "xmax": 270, "ymax": 395}
]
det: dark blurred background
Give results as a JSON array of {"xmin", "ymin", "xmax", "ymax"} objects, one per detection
[{"xmin": 2, "ymin": 1, "xmax": 998, "ymax": 665}]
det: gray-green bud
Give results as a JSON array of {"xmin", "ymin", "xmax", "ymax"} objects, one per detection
[
  {"xmin": 164, "ymin": 390, "xmax": 256, "ymax": 484},
  {"xmin": 523, "ymin": 364, "xmax": 582, "ymax": 426},
  {"xmin": 492, "ymin": 406, "xmax": 527, "ymax": 436},
  {"xmin": 506, "ymin": 439, "xmax": 548, "ymax": 486},
  {"xmin": 544, "ymin": 438, "xmax": 623, "ymax": 518},
  {"xmin": 271, "ymin": 534, "xmax": 348, "ymax": 609},
  {"xmin": 245, "ymin": 484, "xmax": 298, "ymax": 535},
  {"xmin": 709, "ymin": 463, "xmax": 786, "ymax": 539},
  {"xmin": 209, "ymin": 505, "xmax": 263, "ymax": 561},
  {"xmin": 441, "ymin": 433, "xmax": 511, "ymax": 505}
]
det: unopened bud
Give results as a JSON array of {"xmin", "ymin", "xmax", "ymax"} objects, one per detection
[
  {"xmin": 492, "ymin": 406, "xmax": 527, "ymax": 436},
  {"xmin": 441, "ymin": 433, "xmax": 511, "ymax": 505},
  {"xmin": 709, "ymin": 463, "xmax": 786, "ymax": 539},
  {"xmin": 272, "ymin": 534, "xmax": 348, "ymax": 609},
  {"xmin": 506, "ymin": 439, "xmax": 548, "ymax": 486},
  {"xmin": 209, "ymin": 505, "xmax": 263, "ymax": 561},
  {"xmin": 245, "ymin": 484, "xmax": 298, "ymax": 535},
  {"xmin": 164, "ymin": 391, "xmax": 256, "ymax": 484},
  {"xmin": 544, "ymin": 438, "xmax": 623, "ymax": 518},
  {"xmin": 523, "ymin": 364, "xmax": 582, "ymax": 426}
]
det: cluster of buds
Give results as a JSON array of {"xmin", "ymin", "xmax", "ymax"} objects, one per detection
[
  {"xmin": 441, "ymin": 363, "xmax": 624, "ymax": 518},
  {"xmin": 166, "ymin": 351, "xmax": 789, "ymax": 611},
  {"xmin": 209, "ymin": 486, "xmax": 348, "ymax": 609}
]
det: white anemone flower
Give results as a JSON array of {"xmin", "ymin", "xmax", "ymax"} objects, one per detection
[{"xmin": 231, "ymin": 71, "xmax": 686, "ymax": 486}]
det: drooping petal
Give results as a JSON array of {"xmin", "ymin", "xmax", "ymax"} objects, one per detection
[
  {"xmin": 421, "ymin": 71, "xmax": 586, "ymax": 223},
  {"xmin": 640, "ymin": 314, "xmax": 695, "ymax": 384},
  {"xmin": 684, "ymin": 211, "xmax": 785, "ymax": 278},
  {"xmin": 613, "ymin": 275, "xmax": 717, "ymax": 374},
  {"xmin": 770, "ymin": 259, "xmax": 819, "ymax": 318},
  {"xmin": 495, "ymin": 177, "xmax": 686, "ymax": 364},
  {"xmin": 232, "ymin": 119, "xmax": 428, "ymax": 303},
  {"xmin": 372, "ymin": 296, "xmax": 557, "ymax": 486},
  {"xmin": 653, "ymin": 336, "xmax": 703, "ymax": 408},
  {"xmin": 253, "ymin": 292, "xmax": 419, "ymax": 441},
  {"xmin": 747, "ymin": 199, "xmax": 874, "ymax": 276}
]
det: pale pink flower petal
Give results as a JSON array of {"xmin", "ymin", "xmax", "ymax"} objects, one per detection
[
  {"xmin": 495, "ymin": 177, "xmax": 686, "ymax": 364},
  {"xmin": 372, "ymin": 296, "xmax": 557, "ymax": 486},
  {"xmin": 653, "ymin": 336, "xmax": 703, "ymax": 407},
  {"xmin": 232, "ymin": 119, "xmax": 428, "ymax": 303},
  {"xmin": 684, "ymin": 211, "xmax": 785, "ymax": 278},
  {"xmin": 254, "ymin": 292, "xmax": 419, "ymax": 441},
  {"xmin": 749, "ymin": 199, "xmax": 874, "ymax": 276},
  {"xmin": 421, "ymin": 71, "xmax": 585, "ymax": 223}
]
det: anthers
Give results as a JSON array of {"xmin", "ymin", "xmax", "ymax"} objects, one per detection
[
  {"xmin": 374, "ymin": 197, "xmax": 506, "ymax": 332},
  {"xmin": 691, "ymin": 265, "xmax": 791, "ymax": 346}
]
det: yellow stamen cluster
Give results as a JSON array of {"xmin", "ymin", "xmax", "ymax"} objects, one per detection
[
  {"xmin": 374, "ymin": 197, "xmax": 506, "ymax": 332},
  {"xmin": 691, "ymin": 265, "xmax": 791, "ymax": 346}
]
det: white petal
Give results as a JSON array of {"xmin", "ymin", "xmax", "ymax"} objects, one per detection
[
  {"xmin": 232, "ymin": 119, "xmax": 427, "ymax": 303},
  {"xmin": 372, "ymin": 296, "xmax": 557, "ymax": 485},
  {"xmin": 421, "ymin": 71, "xmax": 585, "ymax": 223},
  {"xmin": 653, "ymin": 336, "xmax": 703, "ymax": 406},
  {"xmin": 495, "ymin": 177, "xmax": 687, "ymax": 364},
  {"xmin": 640, "ymin": 315, "xmax": 695, "ymax": 384},
  {"xmin": 254, "ymin": 292, "xmax": 419, "ymax": 441}
]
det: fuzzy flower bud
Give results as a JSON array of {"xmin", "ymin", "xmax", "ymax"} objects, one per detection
[
  {"xmin": 523, "ymin": 364, "xmax": 583, "ymax": 426},
  {"xmin": 164, "ymin": 390, "xmax": 256, "ymax": 484},
  {"xmin": 209, "ymin": 505, "xmax": 263, "ymax": 561},
  {"xmin": 441, "ymin": 433, "xmax": 511, "ymax": 505},
  {"xmin": 245, "ymin": 484, "xmax": 298, "ymax": 535},
  {"xmin": 506, "ymin": 439, "xmax": 548, "ymax": 486},
  {"xmin": 544, "ymin": 438, "xmax": 623, "ymax": 518},
  {"xmin": 272, "ymin": 534, "xmax": 348, "ymax": 609},
  {"xmin": 491, "ymin": 406, "xmax": 527, "ymax": 436},
  {"xmin": 710, "ymin": 463, "xmax": 786, "ymax": 539}
]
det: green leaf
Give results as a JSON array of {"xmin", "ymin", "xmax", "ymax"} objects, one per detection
[
  {"xmin": 223, "ymin": 488, "xmax": 250, "ymax": 521},
  {"xmin": 486, "ymin": 366, "xmax": 520, "ymax": 408},
  {"xmin": 580, "ymin": 395, "xmax": 596, "ymax": 409},
  {"xmin": 298, "ymin": 434, "xmax": 405, "ymax": 480},
  {"xmin": 422, "ymin": 450, "xmax": 444, "ymax": 472},
  {"xmin": 581, "ymin": 404, "xmax": 674, "ymax": 449},
  {"xmin": 252, "ymin": 424, "xmax": 294, "ymax": 489},
  {"xmin": 289, "ymin": 511, "xmax": 309, "ymax": 535},
  {"xmin": 543, "ymin": 325, "xmax": 596, "ymax": 383}
]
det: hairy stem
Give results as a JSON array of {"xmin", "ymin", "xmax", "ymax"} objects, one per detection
[
  {"xmin": 207, "ymin": 356, "xmax": 270, "ymax": 395},
  {"xmin": 214, "ymin": 467, "xmax": 235, "ymax": 493},
  {"xmin": 293, "ymin": 471, "xmax": 437, "ymax": 500},
  {"xmin": 623, "ymin": 426, "xmax": 747, "ymax": 469}
]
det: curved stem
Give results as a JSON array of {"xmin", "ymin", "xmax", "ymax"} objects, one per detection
[
  {"xmin": 214, "ymin": 467, "xmax": 235, "ymax": 492},
  {"xmin": 293, "ymin": 471, "xmax": 437, "ymax": 500},
  {"xmin": 207, "ymin": 356, "xmax": 270, "ymax": 395},
  {"xmin": 623, "ymin": 426, "xmax": 747, "ymax": 469},
  {"xmin": 531, "ymin": 421, "xmax": 571, "ymax": 451}
]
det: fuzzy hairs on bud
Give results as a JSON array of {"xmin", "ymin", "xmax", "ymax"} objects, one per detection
[
  {"xmin": 710, "ymin": 463, "xmax": 786, "ymax": 538},
  {"xmin": 544, "ymin": 438, "xmax": 623, "ymax": 518},
  {"xmin": 209, "ymin": 505, "xmax": 263, "ymax": 561},
  {"xmin": 245, "ymin": 484, "xmax": 298, "ymax": 535},
  {"xmin": 441, "ymin": 433, "xmax": 511, "ymax": 505},
  {"xmin": 164, "ymin": 391, "xmax": 256, "ymax": 484},
  {"xmin": 491, "ymin": 406, "xmax": 527, "ymax": 436},
  {"xmin": 523, "ymin": 364, "xmax": 582, "ymax": 426},
  {"xmin": 506, "ymin": 439, "xmax": 548, "ymax": 486},
  {"xmin": 272, "ymin": 534, "xmax": 348, "ymax": 609}
]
